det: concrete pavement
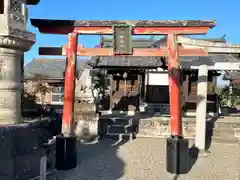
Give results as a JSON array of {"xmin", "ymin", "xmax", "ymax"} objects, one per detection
[{"xmin": 47, "ymin": 138, "xmax": 240, "ymax": 180}]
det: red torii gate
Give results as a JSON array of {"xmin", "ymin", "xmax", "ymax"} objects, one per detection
[{"xmin": 31, "ymin": 19, "xmax": 215, "ymax": 173}]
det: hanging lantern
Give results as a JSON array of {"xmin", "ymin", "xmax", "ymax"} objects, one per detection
[{"xmin": 123, "ymin": 72, "xmax": 128, "ymax": 79}]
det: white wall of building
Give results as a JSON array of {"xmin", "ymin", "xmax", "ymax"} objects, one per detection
[{"xmin": 147, "ymin": 68, "xmax": 169, "ymax": 86}]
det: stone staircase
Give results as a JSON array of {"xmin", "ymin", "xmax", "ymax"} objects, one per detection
[
  {"xmin": 99, "ymin": 116, "xmax": 137, "ymax": 141},
  {"xmin": 142, "ymin": 103, "xmax": 170, "ymax": 114}
]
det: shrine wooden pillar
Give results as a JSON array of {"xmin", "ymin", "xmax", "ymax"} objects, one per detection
[
  {"xmin": 62, "ymin": 33, "xmax": 78, "ymax": 137},
  {"xmin": 182, "ymin": 73, "xmax": 189, "ymax": 111},
  {"xmin": 140, "ymin": 72, "xmax": 146, "ymax": 102},
  {"xmin": 109, "ymin": 74, "xmax": 114, "ymax": 111},
  {"xmin": 136, "ymin": 73, "xmax": 141, "ymax": 111},
  {"xmin": 167, "ymin": 33, "xmax": 182, "ymax": 137}
]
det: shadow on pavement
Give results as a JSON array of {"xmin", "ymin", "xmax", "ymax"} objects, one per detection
[
  {"xmin": 188, "ymin": 145, "xmax": 199, "ymax": 172},
  {"xmin": 47, "ymin": 139, "xmax": 127, "ymax": 180},
  {"xmin": 205, "ymin": 116, "xmax": 218, "ymax": 149}
]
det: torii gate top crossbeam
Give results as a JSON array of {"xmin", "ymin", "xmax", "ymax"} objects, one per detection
[{"xmin": 30, "ymin": 19, "xmax": 216, "ymax": 35}]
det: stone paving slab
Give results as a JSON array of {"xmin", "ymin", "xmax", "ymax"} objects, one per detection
[{"xmin": 47, "ymin": 138, "xmax": 240, "ymax": 180}]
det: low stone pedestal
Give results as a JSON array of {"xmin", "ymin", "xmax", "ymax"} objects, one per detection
[
  {"xmin": 137, "ymin": 116, "xmax": 240, "ymax": 142},
  {"xmin": 74, "ymin": 103, "xmax": 99, "ymax": 141}
]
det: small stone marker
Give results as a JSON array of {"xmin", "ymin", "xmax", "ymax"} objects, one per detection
[{"xmin": 40, "ymin": 156, "xmax": 47, "ymax": 180}]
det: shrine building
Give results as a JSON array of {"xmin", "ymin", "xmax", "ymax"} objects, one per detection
[{"xmin": 89, "ymin": 36, "xmax": 239, "ymax": 116}]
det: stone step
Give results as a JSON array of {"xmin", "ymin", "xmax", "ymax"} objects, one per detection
[
  {"xmin": 107, "ymin": 124, "xmax": 136, "ymax": 134},
  {"xmin": 98, "ymin": 117, "xmax": 134, "ymax": 139},
  {"xmin": 145, "ymin": 107, "xmax": 170, "ymax": 114},
  {"xmin": 110, "ymin": 118, "xmax": 133, "ymax": 126},
  {"xmin": 106, "ymin": 132, "xmax": 135, "ymax": 141}
]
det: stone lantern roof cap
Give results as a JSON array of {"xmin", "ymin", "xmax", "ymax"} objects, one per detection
[{"xmin": 26, "ymin": 0, "xmax": 40, "ymax": 5}]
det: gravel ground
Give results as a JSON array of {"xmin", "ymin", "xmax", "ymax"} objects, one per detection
[{"xmin": 47, "ymin": 138, "xmax": 240, "ymax": 180}]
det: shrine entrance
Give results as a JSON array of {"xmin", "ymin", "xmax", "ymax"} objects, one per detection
[
  {"xmin": 31, "ymin": 19, "xmax": 215, "ymax": 173},
  {"xmin": 110, "ymin": 70, "xmax": 141, "ymax": 111}
]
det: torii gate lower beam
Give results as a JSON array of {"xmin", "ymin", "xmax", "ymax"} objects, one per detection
[{"xmin": 31, "ymin": 19, "xmax": 215, "ymax": 173}]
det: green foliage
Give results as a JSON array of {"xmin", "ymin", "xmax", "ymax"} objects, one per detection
[
  {"xmin": 22, "ymin": 73, "xmax": 51, "ymax": 117},
  {"xmin": 219, "ymin": 84, "xmax": 240, "ymax": 107}
]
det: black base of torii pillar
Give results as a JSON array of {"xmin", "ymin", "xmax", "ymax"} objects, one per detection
[{"xmin": 166, "ymin": 137, "xmax": 189, "ymax": 174}]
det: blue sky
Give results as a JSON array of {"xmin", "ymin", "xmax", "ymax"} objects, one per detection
[{"xmin": 26, "ymin": 0, "xmax": 240, "ymax": 86}]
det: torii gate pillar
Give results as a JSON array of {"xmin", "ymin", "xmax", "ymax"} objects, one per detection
[
  {"xmin": 55, "ymin": 33, "xmax": 78, "ymax": 170},
  {"xmin": 166, "ymin": 34, "xmax": 189, "ymax": 174},
  {"xmin": 195, "ymin": 65, "xmax": 209, "ymax": 152}
]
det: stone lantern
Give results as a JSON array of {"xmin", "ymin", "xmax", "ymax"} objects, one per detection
[{"xmin": 0, "ymin": 0, "xmax": 39, "ymax": 124}]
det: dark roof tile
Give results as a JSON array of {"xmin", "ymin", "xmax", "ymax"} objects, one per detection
[
  {"xmin": 90, "ymin": 54, "xmax": 240, "ymax": 68},
  {"xmin": 24, "ymin": 58, "xmax": 89, "ymax": 79},
  {"xmin": 89, "ymin": 56, "xmax": 163, "ymax": 68}
]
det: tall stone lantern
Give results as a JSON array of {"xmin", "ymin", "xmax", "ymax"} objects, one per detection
[{"xmin": 0, "ymin": 0, "xmax": 39, "ymax": 124}]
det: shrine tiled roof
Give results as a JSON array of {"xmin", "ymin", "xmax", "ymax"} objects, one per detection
[
  {"xmin": 89, "ymin": 54, "xmax": 240, "ymax": 68},
  {"xmin": 24, "ymin": 58, "xmax": 89, "ymax": 80},
  {"xmin": 31, "ymin": 20, "xmax": 216, "ymax": 28},
  {"xmin": 90, "ymin": 36, "xmax": 238, "ymax": 68},
  {"xmin": 223, "ymin": 72, "xmax": 240, "ymax": 80},
  {"xmin": 89, "ymin": 56, "xmax": 163, "ymax": 68},
  {"xmin": 26, "ymin": 0, "xmax": 40, "ymax": 5}
]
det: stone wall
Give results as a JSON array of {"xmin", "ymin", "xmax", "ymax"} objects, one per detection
[
  {"xmin": 0, "ymin": 117, "xmax": 57, "ymax": 180},
  {"xmin": 137, "ymin": 117, "xmax": 240, "ymax": 141}
]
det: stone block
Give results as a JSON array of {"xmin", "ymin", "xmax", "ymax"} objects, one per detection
[
  {"xmin": 0, "ymin": 117, "xmax": 56, "ymax": 179},
  {"xmin": 43, "ymin": 143, "xmax": 56, "ymax": 171},
  {"xmin": 234, "ymin": 128, "xmax": 240, "ymax": 139},
  {"xmin": 0, "ymin": 158, "xmax": 14, "ymax": 180},
  {"xmin": 14, "ymin": 148, "xmax": 45, "ymax": 180},
  {"xmin": 182, "ymin": 122, "xmax": 196, "ymax": 138},
  {"xmin": 75, "ymin": 119, "xmax": 99, "ymax": 141},
  {"xmin": 74, "ymin": 103, "xmax": 99, "ymax": 141}
]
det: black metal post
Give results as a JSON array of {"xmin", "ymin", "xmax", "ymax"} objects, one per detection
[{"xmin": 55, "ymin": 135, "xmax": 77, "ymax": 170}]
